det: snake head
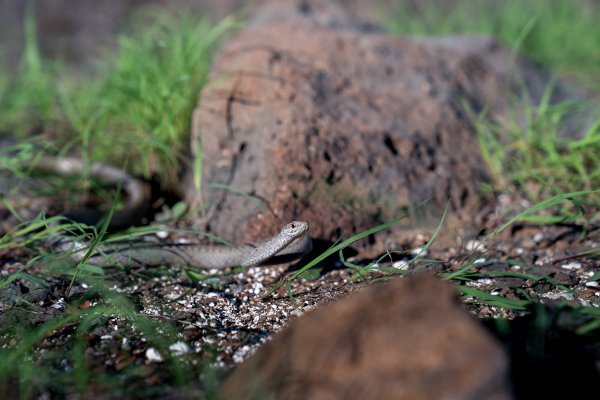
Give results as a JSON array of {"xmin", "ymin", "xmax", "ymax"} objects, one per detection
[
  {"xmin": 240, "ymin": 220, "xmax": 310, "ymax": 268},
  {"xmin": 282, "ymin": 221, "xmax": 309, "ymax": 238}
]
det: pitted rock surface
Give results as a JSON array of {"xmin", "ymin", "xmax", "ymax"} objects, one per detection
[
  {"xmin": 187, "ymin": 0, "xmax": 556, "ymax": 251},
  {"xmin": 219, "ymin": 274, "xmax": 512, "ymax": 400}
]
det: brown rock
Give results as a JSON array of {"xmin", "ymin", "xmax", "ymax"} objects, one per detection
[
  {"xmin": 187, "ymin": 0, "xmax": 556, "ymax": 251},
  {"xmin": 219, "ymin": 274, "xmax": 512, "ymax": 400}
]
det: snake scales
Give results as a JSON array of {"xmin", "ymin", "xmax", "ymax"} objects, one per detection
[{"xmin": 33, "ymin": 157, "xmax": 312, "ymax": 269}]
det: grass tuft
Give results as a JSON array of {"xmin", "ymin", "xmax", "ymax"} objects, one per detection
[
  {"xmin": 0, "ymin": 9, "xmax": 238, "ymax": 187},
  {"xmin": 472, "ymin": 89, "xmax": 600, "ymax": 220}
]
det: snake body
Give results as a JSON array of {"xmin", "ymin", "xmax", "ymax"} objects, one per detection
[
  {"xmin": 32, "ymin": 157, "xmax": 312, "ymax": 269},
  {"xmin": 58, "ymin": 221, "xmax": 311, "ymax": 269},
  {"xmin": 30, "ymin": 156, "xmax": 150, "ymax": 230}
]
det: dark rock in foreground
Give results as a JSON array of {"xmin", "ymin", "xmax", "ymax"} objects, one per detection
[{"xmin": 220, "ymin": 274, "xmax": 512, "ymax": 400}]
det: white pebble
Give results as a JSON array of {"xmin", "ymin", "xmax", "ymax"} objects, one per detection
[
  {"xmin": 155, "ymin": 230, "xmax": 169, "ymax": 239},
  {"xmin": 542, "ymin": 291, "xmax": 574, "ymax": 301},
  {"xmin": 410, "ymin": 247, "xmax": 427, "ymax": 257},
  {"xmin": 498, "ymin": 193, "xmax": 511, "ymax": 205},
  {"xmin": 232, "ymin": 345, "xmax": 251, "ymax": 364},
  {"xmin": 145, "ymin": 348, "xmax": 163, "ymax": 362},
  {"xmin": 561, "ymin": 262, "xmax": 582, "ymax": 271},
  {"xmin": 169, "ymin": 341, "xmax": 190, "ymax": 356},
  {"xmin": 51, "ymin": 301, "xmax": 65, "ymax": 310},
  {"xmin": 465, "ymin": 240, "xmax": 486, "ymax": 252},
  {"xmin": 392, "ymin": 260, "xmax": 409, "ymax": 270}
]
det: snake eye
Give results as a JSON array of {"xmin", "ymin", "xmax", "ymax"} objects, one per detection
[{"xmin": 285, "ymin": 221, "xmax": 309, "ymax": 235}]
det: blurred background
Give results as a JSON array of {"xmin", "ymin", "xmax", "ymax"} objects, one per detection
[
  {"xmin": 1, "ymin": 0, "xmax": 598, "ymax": 81},
  {"xmin": 0, "ymin": 0, "xmax": 597, "ymax": 189}
]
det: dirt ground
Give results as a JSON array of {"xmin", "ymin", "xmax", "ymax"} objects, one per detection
[{"xmin": 1, "ymin": 188, "xmax": 599, "ymax": 398}]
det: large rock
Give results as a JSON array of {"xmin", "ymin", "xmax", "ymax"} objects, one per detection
[
  {"xmin": 219, "ymin": 274, "xmax": 512, "ymax": 400},
  {"xmin": 187, "ymin": 0, "xmax": 554, "ymax": 252}
]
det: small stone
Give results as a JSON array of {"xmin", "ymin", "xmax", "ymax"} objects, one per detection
[
  {"xmin": 145, "ymin": 348, "xmax": 163, "ymax": 363},
  {"xmin": 465, "ymin": 240, "xmax": 486, "ymax": 252},
  {"xmin": 561, "ymin": 262, "xmax": 582, "ymax": 271},
  {"xmin": 392, "ymin": 260, "xmax": 409, "ymax": 270},
  {"xmin": 169, "ymin": 341, "xmax": 190, "ymax": 356},
  {"xmin": 155, "ymin": 230, "xmax": 169, "ymax": 239},
  {"xmin": 542, "ymin": 291, "xmax": 575, "ymax": 301},
  {"xmin": 410, "ymin": 247, "xmax": 427, "ymax": 257}
]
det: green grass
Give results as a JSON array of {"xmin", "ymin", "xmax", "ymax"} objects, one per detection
[
  {"xmin": 0, "ymin": 202, "xmax": 224, "ymax": 398},
  {"xmin": 0, "ymin": 217, "xmax": 192, "ymax": 399},
  {"xmin": 0, "ymin": 7, "xmax": 238, "ymax": 187},
  {"xmin": 473, "ymin": 93, "xmax": 600, "ymax": 221},
  {"xmin": 385, "ymin": 0, "xmax": 600, "ymax": 85},
  {"xmin": 0, "ymin": 286, "xmax": 204, "ymax": 399}
]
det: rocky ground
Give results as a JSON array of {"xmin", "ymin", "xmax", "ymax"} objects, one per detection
[{"xmin": 1, "ymin": 190, "xmax": 598, "ymax": 398}]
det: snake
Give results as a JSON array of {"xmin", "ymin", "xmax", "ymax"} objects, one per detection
[
  {"xmin": 28, "ymin": 156, "xmax": 312, "ymax": 269},
  {"xmin": 57, "ymin": 220, "xmax": 312, "ymax": 269}
]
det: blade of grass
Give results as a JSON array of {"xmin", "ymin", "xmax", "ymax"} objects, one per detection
[
  {"xmin": 457, "ymin": 285, "xmax": 531, "ymax": 310},
  {"xmin": 492, "ymin": 189, "xmax": 600, "ymax": 235}
]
